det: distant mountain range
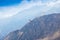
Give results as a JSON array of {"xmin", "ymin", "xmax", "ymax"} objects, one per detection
[{"xmin": 4, "ymin": 13, "xmax": 60, "ymax": 40}]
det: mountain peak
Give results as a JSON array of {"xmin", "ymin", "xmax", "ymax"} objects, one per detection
[{"xmin": 4, "ymin": 13, "xmax": 60, "ymax": 40}]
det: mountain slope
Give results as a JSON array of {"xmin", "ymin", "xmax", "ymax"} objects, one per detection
[{"xmin": 4, "ymin": 13, "xmax": 60, "ymax": 40}]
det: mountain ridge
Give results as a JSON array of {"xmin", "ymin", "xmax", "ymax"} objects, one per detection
[{"xmin": 4, "ymin": 13, "xmax": 60, "ymax": 40}]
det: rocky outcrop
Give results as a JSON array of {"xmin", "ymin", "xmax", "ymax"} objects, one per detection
[{"xmin": 4, "ymin": 13, "xmax": 60, "ymax": 40}]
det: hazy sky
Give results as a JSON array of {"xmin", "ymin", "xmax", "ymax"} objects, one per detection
[
  {"xmin": 0, "ymin": 0, "xmax": 60, "ymax": 19},
  {"xmin": 0, "ymin": 0, "xmax": 60, "ymax": 36}
]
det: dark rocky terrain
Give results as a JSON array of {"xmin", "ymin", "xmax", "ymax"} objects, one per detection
[{"xmin": 4, "ymin": 13, "xmax": 60, "ymax": 40}]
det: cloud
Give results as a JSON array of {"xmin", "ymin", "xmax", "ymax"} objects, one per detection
[
  {"xmin": 39, "ymin": 0, "xmax": 60, "ymax": 15},
  {"xmin": 0, "ymin": 0, "xmax": 60, "ymax": 19},
  {"xmin": 0, "ymin": 0, "xmax": 42, "ymax": 19}
]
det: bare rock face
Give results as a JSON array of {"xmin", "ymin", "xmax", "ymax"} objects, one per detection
[{"xmin": 4, "ymin": 13, "xmax": 60, "ymax": 40}]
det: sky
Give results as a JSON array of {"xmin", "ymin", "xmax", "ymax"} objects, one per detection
[
  {"xmin": 0, "ymin": 0, "xmax": 22, "ymax": 6},
  {"xmin": 0, "ymin": 0, "xmax": 60, "ymax": 37},
  {"xmin": 0, "ymin": 0, "xmax": 60, "ymax": 19}
]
